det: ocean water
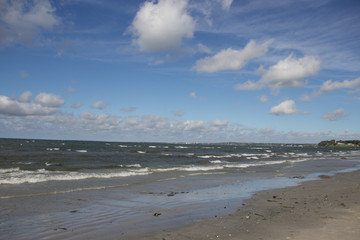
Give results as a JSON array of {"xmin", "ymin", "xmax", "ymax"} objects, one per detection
[{"xmin": 1, "ymin": 138, "xmax": 360, "ymax": 239}]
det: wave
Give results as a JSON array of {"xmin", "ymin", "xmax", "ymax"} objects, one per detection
[
  {"xmin": 0, "ymin": 168, "xmax": 151, "ymax": 185},
  {"xmin": 0, "ymin": 158, "xmax": 311, "ymax": 185},
  {"xmin": 75, "ymin": 150, "xmax": 87, "ymax": 153}
]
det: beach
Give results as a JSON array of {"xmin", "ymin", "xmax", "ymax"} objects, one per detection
[
  {"xmin": 138, "ymin": 170, "xmax": 360, "ymax": 240},
  {"xmin": 1, "ymin": 139, "xmax": 360, "ymax": 239}
]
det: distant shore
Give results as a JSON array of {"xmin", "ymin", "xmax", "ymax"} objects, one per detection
[
  {"xmin": 128, "ymin": 170, "xmax": 360, "ymax": 240},
  {"xmin": 318, "ymin": 139, "xmax": 360, "ymax": 147}
]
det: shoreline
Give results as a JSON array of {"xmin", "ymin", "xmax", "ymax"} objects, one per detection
[{"xmin": 126, "ymin": 170, "xmax": 360, "ymax": 240}]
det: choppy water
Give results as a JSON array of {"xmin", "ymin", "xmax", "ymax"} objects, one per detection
[
  {"xmin": 1, "ymin": 138, "xmax": 360, "ymax": 239},
  {"xmin": 1, "ymin": 138, "xmax": 359, "ymax": 190}
]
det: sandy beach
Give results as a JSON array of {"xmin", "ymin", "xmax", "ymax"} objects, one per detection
[{"xmin": 128, "ymin": 170, "xmax": 360, "ymax": 240}]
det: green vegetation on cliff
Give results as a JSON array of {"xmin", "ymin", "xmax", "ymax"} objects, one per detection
[{"xmin": 318, "ymin": 140, "xmax": 360, "ymax": 147}]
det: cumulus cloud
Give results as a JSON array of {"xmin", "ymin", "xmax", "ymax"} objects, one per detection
[
  {"xmin": 261, "ymin": 54, "xmax": 321, "ymax": 89},
  {"xmin": 269, "ymin": 99, "xmax": 303, "ymax": 115},
  {"xmin": 0, "ymin": 0, "xmax": 59, "ymax": 47},
  {"xmin": 0, "ymin": 94, "xmax": 59, "ymax": 116},
  {"xmin": 321, "ymin": 109, "xmax": 347, "ymax": 121},
  {"xmin": 235, "ymin": 54, "xmax": 321, "ymax": 92},
  {"xmin": 210, "ymin": 119, "xmax": 229, "ymax": 131},
  {"xmin": 91, "ymin": 101, "xmax": 109, "ymax": 110},
  {"xmin": 130, "ymin": 0, "xmax": 195, "ymax": 52},
  {"xmin": 1, "ymin": 107, "xmax": 358, "ymax": 143},
  {"xmin": 302, "ymin": 77, "xmax": 360, "ymax": 101},
  {"xmin": 183, "ymin": 120, "xmax": 206, "ymax": 131},
  {"xmin": 193, "ymin": 39, "xmax": 272, "ymax": 73},
  {"xmin": 34, "ymin": 93, "xmax": 65, "ymax": 107},
  {"xmin": 80, "ymin": 111, "xmax": 121, "ymax": 130}
]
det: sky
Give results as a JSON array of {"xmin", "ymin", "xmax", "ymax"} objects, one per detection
[{"xmin": 0, "ymin": 0, "xmax": 360, "ymax": 143}]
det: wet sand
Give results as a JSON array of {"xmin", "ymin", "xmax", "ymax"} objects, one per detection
[{"xmin": 128, "ymin": 170, "xmax": 360, "ymax": 240}]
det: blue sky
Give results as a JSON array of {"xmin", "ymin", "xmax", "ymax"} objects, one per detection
[{"xmin": 1, "ymin": 0, "xmax": 359, "ymax": 143}]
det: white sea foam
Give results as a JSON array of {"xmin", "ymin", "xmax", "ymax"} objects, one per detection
[
  {"xmin": 125, "ymin": 164, "xmax": 142, "ymax": 168},
  {"xmin": 152, "ymin": 165, "xmax": 224, "ymax": 172},
  {"xmin": 0, "ymin": 168, "xmax": 151, "ymax": 185},
  {"xmin": 137, "ymin": 151, "xmax": 146, "ymax": 154},
  {"xmin": 198, "ymin": 153, "xmax": 274, "ymax": 159},
  {"xmin": 175, "ymin": 146, "xmax": 188, "ymax": 149},
  {"xmin": 161, "ymin": 153, "xmax": 172, "ymax": 156},
  {"xmin": 119, "ymin": 145, "xmax": 127, "ymax": 148},
  {"xmin": 209, "ymin": 160, "xmax": 223, "ymax": 164},
  {"xmin": 46, "ymin": 148, "xmax": 60, "ymax": 151},
  {"xmin": 0, "ymin": 168, "xmax": 20, "ymax": 174},
  {"xmin": 75, "ymin": 150, "xmax": 87, "ymax": 153}
]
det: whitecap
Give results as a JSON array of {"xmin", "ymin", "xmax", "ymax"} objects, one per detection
[
  {"xmin": 0, "ymin": 168, "xmax": 151, "ymax": 185},
  {"xmin": 209, "ymin": 160, "xmax": 222, "ymax": 164},
  {"xmin": 75, "ymin": 150, "xmax": 87, "ymax": 153}
]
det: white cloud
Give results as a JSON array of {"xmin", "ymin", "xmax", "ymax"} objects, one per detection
[
  {"xmin": 261, "ymin": 54, "xmax": 321, "ymax": 89},
  {"xmin": 91, "ymin": 101, "xmax": 109, "ymax": 110},
  {"xmin": 216, "ymin": 0, "xmax": 233, "ymax": 11},
  {"xmin": 183, "ymin": 120, "xmax": 206, "ymax": 131},
  {"xmin": 302, "ymin": 77, "xmax": 360, "ymax": 101},
  {"xmin": 210, "ymin": 119, "xmax": 229, "ymax": 131},
  {"xmin": 235, "ymin": 54, "xmax": 321, "ymax": 92},
  {"xmin": 130, "ymin": 0, "xmax": 195, "ymax": 52},
  {"xmin": 318, "ymin": 77, "xmax": 360, "ymax": 94},
  {"xmin": 34, "ymin": 93, "xmax": 65, "ymax": 107},
  {"xmin": 269, "ymin": 99, "xmax": 300, "ymax": 115},
  {"xmin": 0, "ymin": 0, "xmax": 59, "ymax": 47},
  {"xmin": 79, "ymin": 111, "xmax": 121, "ymax": 130},
  {"xmin": 0, "ymin": 95, "xmax": 57, "ymax": 116},
  {"xmin": 321, "ymin": 109, "xmax": 347, "ymax": 121},
  {"xmin": 121, "ymin": 106, "xmax": 137, "ymax": 113},
  {"xmin": 18, "ymin": 91, "xmax": 33, "ymax": 102},
  {"xmin": 193, "ymin": 39, "xmax": 272, "ymax": 73},
  {"xmin": 1, "ymin": 108, "xmax": 359, "ymax": 143}
]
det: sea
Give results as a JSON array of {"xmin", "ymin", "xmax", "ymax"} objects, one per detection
[{"xmin": 1, "ymin": 138, "xmax": 360, "ymax": 239}]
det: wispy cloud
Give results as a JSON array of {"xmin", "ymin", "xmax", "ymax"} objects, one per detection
[
  {"xmin": 302, "ymin": 77, "xmax": 360, "ymax": 101},
  {"xmin": 91, "ymin": 101, "xmax": 109, "ymax": 110},
  {"xmin": 192, "ymin": 39, "xmax": 272, "ymax": 73},
  {"xmin": 121, "ymin": 106, "xmax": 137, "ymax": 113},
  {"xmin": 321, "ymin": 109, "xmax": 347, "ymax": 121}
]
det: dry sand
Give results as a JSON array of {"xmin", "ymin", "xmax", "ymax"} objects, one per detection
[{"xmin": 126, "ymin": 170, "xmax": 360, "ymax": 240}]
